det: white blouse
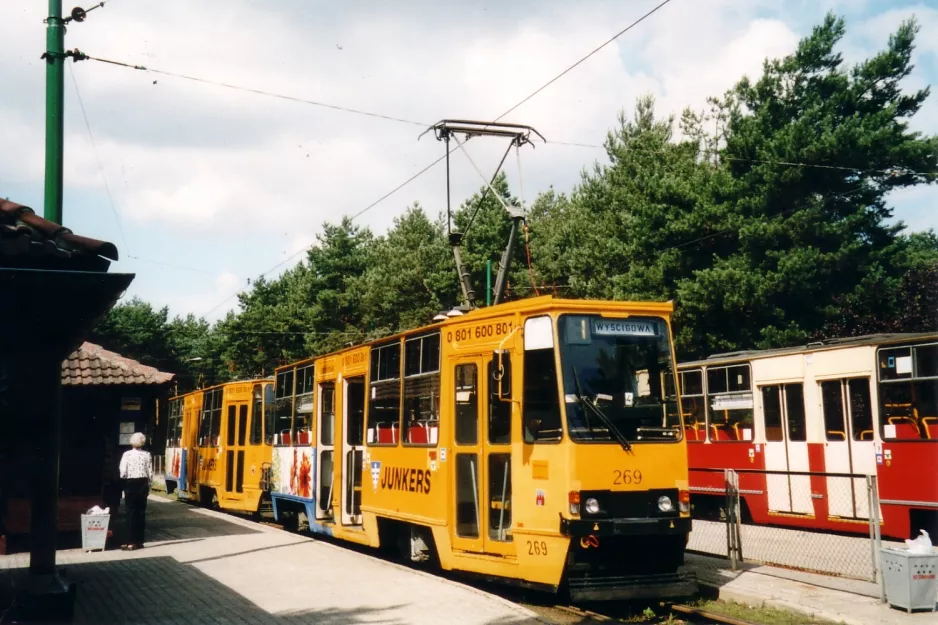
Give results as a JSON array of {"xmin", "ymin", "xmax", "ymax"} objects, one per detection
[{"xmin": 119, "ymin": 448, "xmax": 153, "ymax": 481}]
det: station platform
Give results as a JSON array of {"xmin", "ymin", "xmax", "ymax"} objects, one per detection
[
  {"xmin": 688, "ymin": 552, "xmax": 937, "ymax": 625},
  {"xmin": 0, "ymin": 496, "xmax": 542, "ymax": 625}
]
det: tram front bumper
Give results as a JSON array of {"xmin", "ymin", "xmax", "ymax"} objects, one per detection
[
  {"xmin": 560, "ymin": 515, "xmax": 697, "ymax": 601},
  {"xmin": 568, "ymin": 571, "xmax": 698, "ymax": 602},
  {"xmin": 560, "ymin": 515, "xmax": 692, "ymax": 537}
]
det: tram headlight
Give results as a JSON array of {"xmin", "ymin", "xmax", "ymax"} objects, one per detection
[
  {"xmin": 584, "ymin": 498, "xmax": 600, "ymax": 515},
  {"xmin": 658, "ymin": 495, "xmax": 674, "ymax": 513}
]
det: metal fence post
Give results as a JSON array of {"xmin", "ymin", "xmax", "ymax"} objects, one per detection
[
  {"xmin": 725, "ymin": 469, "xmax": 741, "ymax": 570},
  {"xmin": 867, "ymin": 475, "xmax": 886, "ymax": 602}
]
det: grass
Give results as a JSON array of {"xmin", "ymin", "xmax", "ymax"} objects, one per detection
[{"xmin": 685, "ymin": 598, "xmax": 845, "ymax": 625}]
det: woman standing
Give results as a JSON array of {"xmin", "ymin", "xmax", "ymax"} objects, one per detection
[{"xmin": 119, "ymin": 432, "xmax": 152, "ymax": 550}]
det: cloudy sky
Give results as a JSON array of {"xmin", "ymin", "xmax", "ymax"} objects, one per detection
[{"xmin": 2, "ymin": 0, "xmax": 935, "ymax": 321}]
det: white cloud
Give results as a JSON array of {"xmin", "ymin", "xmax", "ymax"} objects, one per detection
[{"xmin": 2, "ymin": 0, "xmax": 935, "ymax": 318}]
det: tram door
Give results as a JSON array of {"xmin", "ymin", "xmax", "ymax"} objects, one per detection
[
  {"xmin": 340, "ymin": 377, "xmax": 365, "ymax": 526},
  {"xmin": 316, "ymin": 382, "xmax": 336, "ymax": 521},
  {"xmin": 761, "ymin": 383, "xmax": 813, "ymax": 514},
  {"xmin": 223, "ymin": 401, "xmax": 249, "ymax": 498},
  {"xmin": 451, "ymin": 355, "xmax": 515, "ymax": 556},
  {"xmin": 821, "ymin": 378, "xmax": 875, "ymax": 519}
]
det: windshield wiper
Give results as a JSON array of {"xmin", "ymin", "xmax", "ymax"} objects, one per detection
[{"xmin": 572, "ymin": 367, "xmax": 632, "ymax": 452}]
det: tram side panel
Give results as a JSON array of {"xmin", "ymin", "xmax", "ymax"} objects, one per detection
[
  {"xmin": 875, "ymin": 341, "xmax": 938, "ymax": 538},
  {"xmin": 163, "ymin": 397, "xmax": 183, "ymax": 495},
  {"xmin": 267, "ymin": 362, "xmax": 318, "ymax": 528},
  {"xmin": 175, "ymin": 391, "xmax": 203, "ymax": 502},
  {"xmin": 684, "ymin": 337, "xmax": 937, "ymax": 540}
]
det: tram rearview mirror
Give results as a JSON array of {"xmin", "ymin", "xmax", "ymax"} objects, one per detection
[{"xmin": 491, "ymin": 350, "xmax": 512, "ymax": 400}]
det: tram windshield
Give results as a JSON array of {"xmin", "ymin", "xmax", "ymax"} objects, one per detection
[{"xmin": 558, "ymin": 315, "xmax": 682, "ymax": 443}]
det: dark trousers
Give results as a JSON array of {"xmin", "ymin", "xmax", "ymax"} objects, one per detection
[{"xmin": 123, "ymin": 478, "xmax": 149, "ymax": 545}]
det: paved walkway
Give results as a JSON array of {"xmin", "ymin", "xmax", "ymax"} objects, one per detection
[
  {"xmin": 688, "ymin": 553, "xmax": 937, "ymax": 625},
  {"xmin": 1, "ymin": 496, "xmax": 542, "ymax": 625}
]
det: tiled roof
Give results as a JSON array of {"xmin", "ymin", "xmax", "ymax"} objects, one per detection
[
  {"xmin": 1, "ymin": 198, "xmax": 118, "ymax": 272},
  {"xmin": 62, "ymin": 342, "xmax": 175, "ymax": 386}
]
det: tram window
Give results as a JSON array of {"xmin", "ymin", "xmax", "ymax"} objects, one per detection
[
  {"xmin": 296, "ymin": 365, "xmax": 314, "ymax": 395},
  {"xmin": 226, "ymin": 405, "xmax": 236, "ymax": 447},
  {"xmin": 879, "ymin": 342, "xmax": 938, "ymax": 441},
  {"xmin": 369, "ymin": 342, "xmax": 401, "ymax": 446},
  {"xmin": 238, "ymin": 404, "xmax": 248, "ymax": 446},
  {"xmin": 705, "ymin": 365, "xmax": 753, "ymax": 442},
  {"xmin": 268, "ymin": 396, "xmax": 293, "ymax": 447},
  {"xmin": 293, "ymin": 365, "xmax": 314, "ymax": 446},
  {"xmin": 199, "ymin": 388, "xmax": 223, "ymax": 447},
  {"xmin": 879, "ymin": 347, "xmax": 912, "ymax": 381},
  {"xmin": 762, "ymin": 386, "xmax": 783, "ymax": 441},
  {"xmin": 682, "ymin": 369, "xmax": 704, "ymax": 395},
  {"xmin": 523, "ymin": 348, "xmax": 562, "ymax": 443},
  {"xmin": 456, "ymin": 453, "xmax": 480, "ymax": 538},
  {"xmin": 488, "ymin": 454, "xmax": 512, "ymax": 541},
  {"xmin": 318, "ymin": 450, "xmax": 334, "ymax": 514},
  {"xmin": 168, "ymin": 399, "xmax": 183, "ymax": 447},
  {"xmin": 821, "ymin": 381, "xmax": 847, "ymax": 441},
  {"xmin": 294, "ymin": 370, "xmax": 314, "ymax": 447},
  {"xmin": 917, "ymin": 344, "xmax": 938, "ymax": 377},
  {"xmin": 488, "ymin": 359, "xmax": 511, "ymax": 445},
  {"xmin": 403, "ymin": 333, "xmax": 441, "ymax": 446},
  {"xmin": 346, "ymin": 379, "xmax": 366, "ymax": 447},
  {"xmin": 209, "ymin": 392, "xmax": 223, "ymax": 446},
  {"xmin": 276, "ymin": 369, "xmax": 295, "ymax": 399},
  {"xmin": 676, "ymin": 369, "xmax": 706, "ymax": 441},
  {"xmin": 455, "ymin": 364, "xmax": 478, "ymax": 445},
  {"xmin": 707, "ymin": 368, "xmax": 728, "ymax": 394},
  {"xmin": 785, "ymin": 384, "xmax": 807, "ymax": 442},
  {"xmin": 262, "ymin": 383, "xmax": 275, "ymax": 445},
  {"xmin": 320, "ymin": 383, "xmax": 335, "ymax": 446},
  {"xmin": 251, "ymin": 385, "xmax": 264, "ymax": 445},
  {"xmin": 848, "ymin": 379, "xmax": 873, "ymax": 441}
]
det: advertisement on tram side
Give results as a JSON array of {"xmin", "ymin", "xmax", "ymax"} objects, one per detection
[{"xmin": 271, "ymin": 446, "xmax": 314, "ymax": 499}]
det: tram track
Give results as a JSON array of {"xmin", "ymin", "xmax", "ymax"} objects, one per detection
[{"xmin": 200, "ymin": 501, "xmax": 763, "ymax": 625}]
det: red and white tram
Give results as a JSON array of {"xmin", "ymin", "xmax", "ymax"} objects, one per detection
[{"xmin": 676, "ymin": 333, "xmax": 937, "ymax": 540}]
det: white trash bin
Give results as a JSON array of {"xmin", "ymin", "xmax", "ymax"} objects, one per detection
[
  {"xmin": 80, "ymin": 513, "xmax": 110, "ymax": 552},
  {"xmin": 881, "ymin": 547, "xmax": 938, "ymax": 613}
]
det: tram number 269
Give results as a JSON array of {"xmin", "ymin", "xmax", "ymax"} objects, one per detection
[
  {"xmin": 612, "ymin": 469, "xmax": 643, "ymax": 485},
  {"xmin": 447, "ymin": 322, "xmax": 513, "ymax": 343},
  {"xmin": 527, "ymin": 540, "xmax": 548, "ymax": 556}
]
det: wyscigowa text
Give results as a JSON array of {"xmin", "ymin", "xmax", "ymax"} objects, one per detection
[
  {"xmin": 447, "ymin": 321, "xmax": 513, "ymax": 344},
  {"xmin": 380, "ymin": 466, "xmax": 432, "ymax": 494}
]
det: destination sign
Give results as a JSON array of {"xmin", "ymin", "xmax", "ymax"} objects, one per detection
[{"xmin": 591, "ymin": 320, "xmax": 658, "ymax": 337}]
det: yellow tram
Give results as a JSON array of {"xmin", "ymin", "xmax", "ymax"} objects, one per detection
[
  {"xmin": 267, "ymin": 296, "xmax": 696, "ymax": 600},
  {"xmin": 163, "ymin": 378, "xmax": 274, "ymax": 515}
]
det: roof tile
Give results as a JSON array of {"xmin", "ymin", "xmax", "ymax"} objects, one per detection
[
  {"xmin": 62, "ymin": 342, "xmax": 175, "ymax": 386},
  {"xmin": 1, "ymin": 198, "xmax": 118, "ymax": 271}
]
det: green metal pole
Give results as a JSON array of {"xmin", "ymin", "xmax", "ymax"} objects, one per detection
[
  {"xmin": 44, "ymin": 0, "xmax": 65, "ymax": 224},
  {"xmin": 486, "ymin": 260, "xmax": 492, "ymax": 306}
]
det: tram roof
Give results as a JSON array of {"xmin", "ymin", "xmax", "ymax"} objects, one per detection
[
  {"xmin": 678, "ymin": 331, "xmax": 938, "ymax": 369},
  {"xmin": 273, "ymin": 295, "xmax": 676, "ymax": 373},
  {"xmin": 169, "ymin": 376, "xmax": 273, "ymax": 401}
]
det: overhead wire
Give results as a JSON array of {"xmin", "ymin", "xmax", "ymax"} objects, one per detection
[
  {"xmin": 82, "ymin": 54, "xmax": 427, "ymax": 127},
  {"xmin": 493, "ymin": 0, "xmax": 674, "ymax": 123},
  {"xmin": 66, "ymin": 63, "xmax": 130, "ymax": 253},
  {"xmin": 197, "ymin": 2, "xmax": 680, "ymax": 317}
]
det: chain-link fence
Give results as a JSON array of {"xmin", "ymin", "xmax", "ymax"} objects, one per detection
[{"xmin": 687, "ymin": 468, "xmax": 884, "ymax": 582}]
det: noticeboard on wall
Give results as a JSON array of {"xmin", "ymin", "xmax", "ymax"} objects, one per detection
[
  {"xmin": 119, "ymin": 421, "xmax": 135, "ymax": 445},
  {"xmin": 121, "ymin": 397, "xmax": 142, "ymax": 411}
]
